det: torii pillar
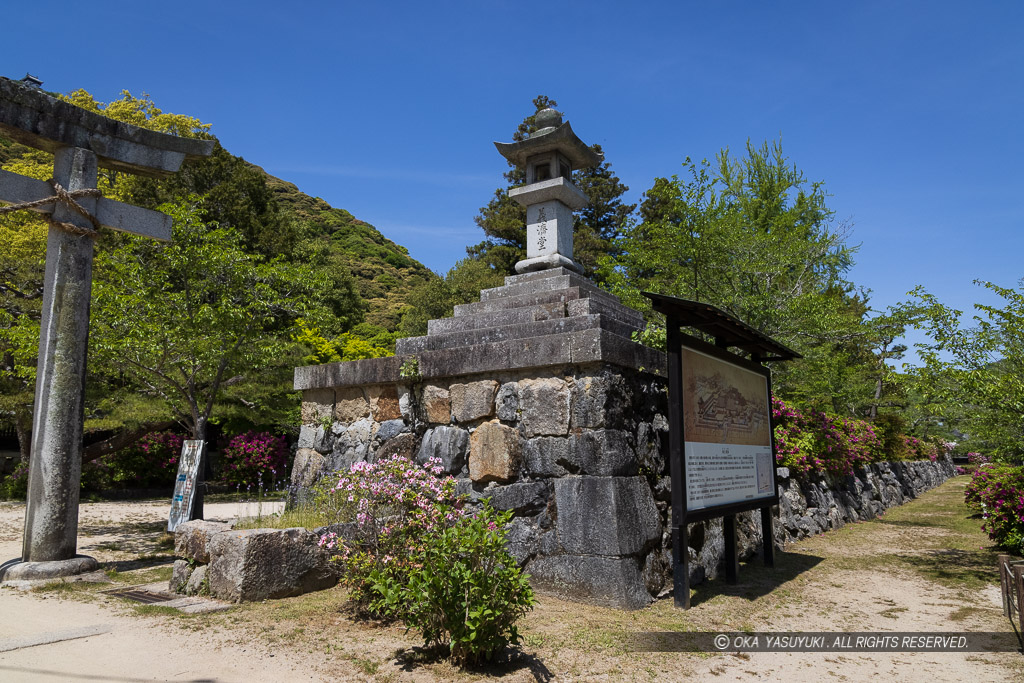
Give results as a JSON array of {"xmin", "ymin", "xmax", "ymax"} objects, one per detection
[{"xmin": 0, "ymin": 77, "xmax": 212, "ymax": 580}]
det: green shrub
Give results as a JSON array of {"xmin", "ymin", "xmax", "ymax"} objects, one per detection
[
  {"xmin": 0, "ymin": 461, "xmax": 29, "ymax": 500},
  {"xmin": 369, "ymin": 503, "xmax": 535, "ymax": 664},
  {"xmin": 318, "ymin": 456, "xmax": 535, "ymax": 663}
]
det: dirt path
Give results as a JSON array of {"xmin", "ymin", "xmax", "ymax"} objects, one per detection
[{"xmin": 0, "ymin": 478, "xmax": 1020, "ymax": 681}]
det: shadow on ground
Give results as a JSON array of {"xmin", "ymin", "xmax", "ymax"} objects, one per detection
[
  {"xmin": 686, "ymin": 549, "xmax": 825, "ymax": 608},
  {"xmin": 394, "ymin": 644, "xmax": 554, "ymax": 682},
  {"xmin": 100, "ymin": 555, "xmax": 177, "ymax": 573},
  {"xmin": 896, "ymin": 548, "xmax": 1001, "ymax": 587}
]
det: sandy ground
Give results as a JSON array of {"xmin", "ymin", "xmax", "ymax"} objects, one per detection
[
  {"xmin": 0, "ymin": 482, "xmax": 1020, "ymax": 682},
  {"xmin": 0, "ymin": 500, "xmax": 304, "ymax": 683}
]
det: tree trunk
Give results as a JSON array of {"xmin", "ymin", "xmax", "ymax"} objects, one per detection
[
  {"xmin": 189, "ymin": 416, "xmax": 209, "ymax": 522},
  {"xmin": 14, "ymin": 408, "xmax": 31, "ymax": 464},
  {"xmin": 870, "ymin": 376, "xmax": 883, "ymax": 421}
]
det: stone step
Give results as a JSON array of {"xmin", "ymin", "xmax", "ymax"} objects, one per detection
[
  {"xmin": 479, "ymin": 275, "xmax": 575, "ymax": 302},
  {"xmin": 415, "ymin": 328, "xmax": 667, "ymax": 380},
  {"xmin": 568, "ymin": 296, "xmax": 645, "ymax": 331},
  {"xmin": 502, "ymin": 266, "xmax": 578, "ymax": 287},
  {"xmin": 453, "ymin": 287, "xmax": 584, "ymax": 317},
  {"xmin": 427, "ymin": 301, "xmax": 567, "ymax": 336},
  {"xmin": 396, "ymin": 314, "xmax": 639, "ymax": 354}
]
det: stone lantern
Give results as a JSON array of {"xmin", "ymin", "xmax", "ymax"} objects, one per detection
[{"xmin": 494, "ymin": 108, "xmax": 603, "ymax": 274}]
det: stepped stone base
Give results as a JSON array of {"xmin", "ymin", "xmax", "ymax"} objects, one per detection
[{"xmin": 293, "ymin": 268, "xmax": 675, "ymax": 608}]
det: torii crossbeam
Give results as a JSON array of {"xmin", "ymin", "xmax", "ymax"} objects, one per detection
[{"xmin": 0, "ymin": 77, "xmax": 212, "ymax": 581}]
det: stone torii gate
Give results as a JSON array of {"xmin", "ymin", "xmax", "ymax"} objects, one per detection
[{"xmin": 0, "ymin": 77, "xmax": 212, "ymax": 581}]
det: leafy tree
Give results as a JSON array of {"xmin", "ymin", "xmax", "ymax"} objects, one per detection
[
  {"xmin": 909, "ymin": 281, "xmax": 1024, "ymax": 459},
  {"xmin": 90, "ymin": 197, "xmax": 328, "ymax": 441},
  {"xmin": 606, "ymin": 141, "xmax": 866, "ymax": 410},
  {"xmin": 471, "ymin": 96, "xmax": 632, "ymax": 281}
]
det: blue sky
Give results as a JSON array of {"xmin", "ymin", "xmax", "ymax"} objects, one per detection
[{"xmin": 3, "ymin": 1, "xmax": 1022, "ymax": 352}]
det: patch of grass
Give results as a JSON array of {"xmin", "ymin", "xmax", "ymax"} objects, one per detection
[
  {"xmin": 948, "ymin": 606, "xmax": 989, "ymax": 622},
  {"xmin": 32, "ymin": 580, "xmax": 80, "ymax": 594},
  {"xmin": 95, "ymin": 541, "xmax": 124, "ymax": 551},
  {"xmin": 155, "ymin": 533, "xmax": 175, "ymax": 551},
  {"xmin": 879, "ymin": 607, "xmax": 908, "ymax": 619},
  {"xmin": 130, "ymin": 603, "xmax": 186, "ymax": 618},
  {"xmin": 234, "ymin": 506, "xmax": 338, "ymax": 530}
]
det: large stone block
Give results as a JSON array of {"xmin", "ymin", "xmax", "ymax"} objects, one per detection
[
  {"xmin": 185, "ymin": 565, "xmax": 208, "ymax": 596},
  {"xmin": 174, "ymin": 520, "xmax": 231, "ymax": 564},
  {"xmin": 569, "ymin": 374, "xmax": 628, "ymax": 429},
  {"xmin": 527, "ymin": 555, "xmax": 652, "ymax": 609},
  {"xmin": 373, "ymin": 432, "xmax": 416, "ymax": 461},
  {"xmin": 291, "ymin": 448, "xmax": 325, "ymax": 488},
  {"xmin": 327, "ymin": 417, "xmax": 375, "ymax": 473},
  {"xmin": 469, "ymin": 420, "xmax": 522, "ymax": 483},
  {"xmin": 367, "ymin": 385, "xmax": 402, "ymax": 422},
  {"xmin": 207, "ymin": 528, "xmax": 338, "ymax": 602},
  {"xmin": 485, "ymin": 481, "xmax": 549, "ymax": 514},
  {"xmin": 334, "ymin": 386, "xmax": 370, "ymax": 422},
  {"xmin": 523, "ymin": 437, "xmax": 573, "ymax": 478},
  {"xmin": 170, "ymin": 559, "xmax": 193, "ymax": 593},
  {"xmin": 301, "ymin": 388, "xmax": 334, "ymax": 424},
  {"xmin": 451, "ymin": 380, "xmax": 498, "ymax": 423},
  {"xmin": 417, "ymin": 425, "xmax": 469, "ymax": 474},
  {"xmin": 570, "ymin": 430, "xmax": 637, "ymax": 476},
  {"xmin": 374, "ymin": 419, "xmax": 408, "ymax": 443},
  {"xmin": 553, "ymin": 476, "xmax": 661, "ymax": 556},
  {"xmin": 298, "ymin": 424, "xmax": 331, "ymax": 454},
  {"xmin": 506, "ymin": 517, "xmax": 539, "ymax": 565},
  {"xmin": 421, "ymin": 385, "xmax": 451, "ymax": 424},
  {"xmin": 519, "ymin": 378, "xmax": 570, "ymax": 437}
]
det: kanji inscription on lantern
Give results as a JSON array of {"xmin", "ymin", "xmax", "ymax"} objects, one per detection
[{"xmin": 494, "ymin": 108, "xmax": 602, "ymax": 273}]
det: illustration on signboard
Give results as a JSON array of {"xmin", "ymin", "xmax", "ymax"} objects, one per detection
[{"xmin": 682, "ymin": 348, "xmax": 772, "ymax": 447}]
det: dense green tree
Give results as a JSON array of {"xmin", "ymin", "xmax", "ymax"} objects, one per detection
[
  {"xmin": 1, "ymin": 86, "xmax": 424, "ymax": 459},
  {"xmin": 908, "ymin": 281, "xmax": 1024, "ymax": 459},
  {"xmin": 605, "ymin": 141, "xmax": 868, "ymax": 410},
  {"xmin": 91, "ymin": 198, "xmax": 328, "ymax": 441},
  {"xmin": 471, "ymin": 96, "xmax": 633, "ymax": 282}
]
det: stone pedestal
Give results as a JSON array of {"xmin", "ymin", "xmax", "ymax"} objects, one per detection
[{"xmin": 293, "ymin": 268, "xmax": 681, "ymax": 608}]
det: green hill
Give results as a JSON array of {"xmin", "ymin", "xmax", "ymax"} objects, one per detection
[{"xmin": 262, "ymin": 172, "xmax": 433, "ymax": 329}]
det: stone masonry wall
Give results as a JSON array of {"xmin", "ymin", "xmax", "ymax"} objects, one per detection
[{"xmin": 292, "ymin": 363, "xmax": 957, "ymax": 609}]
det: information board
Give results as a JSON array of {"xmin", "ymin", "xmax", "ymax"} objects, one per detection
[
  {"xmin": 681, "ymin": 347, "xmax": 775, "ymax": 512},
  {"xmin": 167, "ymin": 439, "xmax": 204, "ymax": 532}
]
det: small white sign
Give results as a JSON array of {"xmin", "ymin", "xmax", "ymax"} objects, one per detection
[{"xmin": 167, "ymin": 440, "xmax": 204, "ymax": 532}]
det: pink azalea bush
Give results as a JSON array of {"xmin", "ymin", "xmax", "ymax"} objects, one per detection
[
  {"xmin": 772, "ymin": 397, "xmax": 940, "ymax": 476},
  {"xmin": 964, "ymin": 463, "xmax": 1024, "ymax": 552},
  {"xmin": 107, "ymin": 431, "xmax": 184, "ymax": 488},
  {"xmin": 219, "ymin": 431, "xmax": 288, "ymax": 488},
  {"xmin": 318, "ymin": 455, "xmax": 534, "ymax": 663}
]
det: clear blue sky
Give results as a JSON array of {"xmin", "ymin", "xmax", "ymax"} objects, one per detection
[{"xmin": 3, "ymin": 1, "xmax": 1021, "ymax": 351}]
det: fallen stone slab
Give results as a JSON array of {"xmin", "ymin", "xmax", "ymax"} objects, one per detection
[
  {"xmin": 174, "ymin": 520, "xmax": 231, "ymax": 563},
  {"xmin": 207, "ymin": 527, "xmax": 338, "ymax": 602}
]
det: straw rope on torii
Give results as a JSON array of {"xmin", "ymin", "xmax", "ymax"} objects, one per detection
[
  {"xmin": 0, "ymin": 75, "xmax": 213, "ymax": 582},
  {"xmin": 0, "ymin": 180, "xmax": 103, "ymax": 237}
]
